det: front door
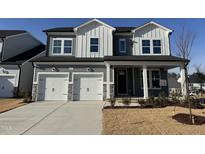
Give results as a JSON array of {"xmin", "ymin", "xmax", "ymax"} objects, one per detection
[{"xmin": 117, "ymin": 69, "xmax": 127, "ymax": 95}]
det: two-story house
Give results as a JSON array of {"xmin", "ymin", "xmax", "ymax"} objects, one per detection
[
  {"xmin": 0, "ymin": 30, "xmax": 45, "ymax": 98},
  {"xmin": 31, "ymin": 19, "xmax": 188, "ymax": 101}
]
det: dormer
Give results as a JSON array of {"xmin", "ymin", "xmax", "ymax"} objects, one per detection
[
  {"xmin": 132, "ymin": 21, "xmax": 173, "ymax": 56},
  {"xmin": 74, "ymin": 19, "xmax": 116, "ymax": 57}
]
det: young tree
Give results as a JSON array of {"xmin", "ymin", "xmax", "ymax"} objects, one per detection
[{"xmin": 175, "ymin": 25, "xmax": 196, "ymax": 123}]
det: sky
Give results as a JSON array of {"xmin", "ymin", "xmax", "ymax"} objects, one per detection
[{"xmin": 0, "ymin": 18, "xmax": 204, "ymax": 73}]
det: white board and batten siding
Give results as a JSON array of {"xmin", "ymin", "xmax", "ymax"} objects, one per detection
[
  {"xmin": 133, "ymin": 24, "xmax": 170, "ymax": 55},
  {"xmin": 76, "ymin": 22, "xmax": 113, "ymax": 58}
]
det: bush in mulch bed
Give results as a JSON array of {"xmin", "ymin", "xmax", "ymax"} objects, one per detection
[{"xmin": 176, "ymin": 98, "xmax": 205, "ymax": 109}]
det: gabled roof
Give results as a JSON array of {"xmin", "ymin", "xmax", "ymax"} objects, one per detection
[
  {"xmin": 0, "ymin": 45, "xmax": 45, "ymax": 65},
  {"xmin": 74, "ymin": 19, "xmax": 116, "ymax": 31},
  {"xmin": 0, "ymin": 30, "xmax": 27, "ymax": 38},
  {"xmin": 132, "ymin": 21, "xmax": 173, "ymax": 33}
]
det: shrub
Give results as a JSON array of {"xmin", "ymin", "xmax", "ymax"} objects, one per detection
[
  {"xmin": 122, "ymin": 98, "xmax": 131, "ymax": 106},
  {"xmin": 170, "ymin": 92, "xmax": 180, "ymax": 104},
  {"xmin": 18, "ymin": 91, "xmax": 31, "ymax": 103},
  {"xmin": 157, "ymin": 92, "xmax": 169, "ymax": 107},
  {"xmin": 107, "ymin": 98, "xmax": 116, "ymax": 107},
  {"xmin": 138, "ymin": 99, "xmax": 146, "ymax": 105}
]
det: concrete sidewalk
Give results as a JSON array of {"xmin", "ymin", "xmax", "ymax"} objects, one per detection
[{"xmin": 0, "ymin": 101, "xmax": 103, "ymax": 135}]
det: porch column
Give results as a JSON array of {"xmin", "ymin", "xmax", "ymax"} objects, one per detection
[
  {"xmin": 143, "ymin": 65, "xmax": 148, "ymax": 99},
  {"xmin": 106, "ymin": 63, "xmax": 110, "ymax": 99},
  {"xmin": 180, "ymin": 66, "xmax": 187, "ymax": 98}
]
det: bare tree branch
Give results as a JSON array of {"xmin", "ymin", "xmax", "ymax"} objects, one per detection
[{"xmin": 175, "ymin": 24, "xmax": 196, "ymax": 124}]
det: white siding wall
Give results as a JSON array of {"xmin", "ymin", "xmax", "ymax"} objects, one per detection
[
  {"xmin": 0, "ymin": 42, "xmax": 2, "ymax": 54},
  {"xmin": 133, "ymin": 24, "xmax": 170, "ymax": 55},
  {"xmin": 76, "ymin": 22, "xmax": 113, "ymax": 57}
]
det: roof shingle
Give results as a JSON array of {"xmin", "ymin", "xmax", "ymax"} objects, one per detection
[{"xmin": 0, "ymin": 30, "xmax": 27, "ymax": 38}]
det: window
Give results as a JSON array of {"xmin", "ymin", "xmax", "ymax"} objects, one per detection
[
  {"xmin": 142, "ymin": 39, "xmax": 162, "ymax": 54},
  {"xmin": 64, "ymin": 40, "xmax": 72, "ymax": 54},
  {"xmin": 142, "ymin": 40, "xmax": 150, "ymax": 54},
  {"xmin": 140, "ymin": 70, "xmax": 161, "ymax": 89},
  {"xmin": 151, "ymin": 70, "xmax": 160, "ymax": 88},
  {"xmin": 52, "ymin": 38, "xmax": 72, "ymax": 55},
  {"xmin": 153, "ymin": 40, "xmax": 161, "ymax": 54},
  {"xmin": 53, "ymin": 40, "xmax": 62, "ymax": 54},
  {"xmin": 119, "ymin": 39, "xmax": 126, "ymax": 53},
  {"xmin": 90, "ymin": 38, "xmax": 99, "ymax": 52}
]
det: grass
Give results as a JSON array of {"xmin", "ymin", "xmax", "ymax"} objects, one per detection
[
  {"xmin": 0, "ymin": 99, "xmax": 26, "ymax": 113},
  {"xmin": 102, "ymin": 106, "xmax": 205, "ymax": 135}
]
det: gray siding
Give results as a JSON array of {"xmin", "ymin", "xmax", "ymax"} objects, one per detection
[
  {"xmin": 33, "ymin": 64, "xmax": 111, "ymax": 82},
  {"xmin": 2, "ymin": 33, "xmax": 41, "ymax": 61},
  {"xmin": 19, "ymin": 62, "xmax": 34, "ymax": 94},
  {"xmin": 113, "ymin": 35, "xmax": 133, "ymax": 56}
]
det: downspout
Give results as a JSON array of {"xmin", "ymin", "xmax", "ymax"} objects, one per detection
[
  {"xmin": 132, "ymin": 31, "xmax": 135, "ymax": 55},
  {"xmin": 31, "ymin": 62, "xmax": 37, "ymax": 101},
  {"xmin": 17, "ymin": 64, "xmax": 22, "ymax": 97}
]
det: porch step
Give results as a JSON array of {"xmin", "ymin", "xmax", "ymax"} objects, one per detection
[{"xmin": 113, "ymin": 97, "xmax": 144, "ymax": 103}]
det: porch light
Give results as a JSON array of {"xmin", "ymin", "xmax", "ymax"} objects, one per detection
[{"xmin": 87, "ymin": 67, "xmax": 94, "ymax": 72}]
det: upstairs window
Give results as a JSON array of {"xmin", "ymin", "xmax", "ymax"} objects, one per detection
[
  {"xmin": 90, "ymin": 38, "xmax": 99, "ymax": 52},
  {"xmin": 53, "ymin": 40, "xmax": 62, "ymax": 54},
  {"xmin": 119, "ymin": 39, "xmax": 126, "ymax": 53},
  {"xmin": 52, "ymin": 38, "xmax": 72, "ymax": 55},
  {"xmin": 64, "ymin": 40, "xmax": 72, "ymax": 54},
  {"xmin": 153, "ymin": 40, "xmax": 161, "ymax": 54},
  {"xmin": 142, "ymin": 40, "xmax": 150, "ymax": 54}
]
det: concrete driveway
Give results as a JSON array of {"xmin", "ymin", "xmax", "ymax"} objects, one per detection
[{"xmin": 0, "ymin": 101, "xmax": 103, "ymax": 135}]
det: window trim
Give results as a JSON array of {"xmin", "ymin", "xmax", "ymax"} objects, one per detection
[
  {"xmin": 140, "ymin": 69, "xmax": 161, "ymax": 90},
  {"xmin": 153, "ymin": 39, "xmax": 162, "ymax": 54},
  {"xmin": 90, "ymin": 37, "xmax": 99, "ymax": 53},
  {"xmin": 119, "ymin": 38, "xmax": 126, "ymax": 53},
  {"xmin": 52, "ymin": 38, "xmax": 73, "ymax": 55},
  {"xmin": 142, "ymin": 39, "xmax": 151, "ymax": 54},
  {"xmin": 141, "ymin": 39, "xmax": 162, "ymax": 55}
]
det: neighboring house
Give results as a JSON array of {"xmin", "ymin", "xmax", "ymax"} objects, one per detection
[
  {"xmin": 168, "ymin": 73, "xmax": 181, "ymax": 94},
  {"xmin": 31, "ymin": 19, "xmax": 188, "ymax": 101},
  {"xmin": 189, "ymin": 73, "xmax": 205, "ymax": 91},
  {"xmin": 0, "ymin": 30, "xmax": 45, "ymax": 98}
]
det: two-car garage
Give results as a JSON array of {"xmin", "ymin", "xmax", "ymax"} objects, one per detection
[{"xmin": 37, "ymin": 73, "xmax": 103, "ymax": 101}]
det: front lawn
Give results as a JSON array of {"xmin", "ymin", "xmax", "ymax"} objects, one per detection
[
  {"xmin": 102, "ymin": 106, "xmax": 205, "ymax": 135},
  {"xmin": 0, "ymin": 99, "xmax": 25, "ymax": 113}
]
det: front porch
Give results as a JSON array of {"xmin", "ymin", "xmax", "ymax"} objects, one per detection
[{"xmin": 105, "ymin": 59, "xmax": 187, "ymax": 100}]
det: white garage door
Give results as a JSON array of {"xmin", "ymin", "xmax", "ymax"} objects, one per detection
[
  {"xmin": 37, "ymin": 74, "xmax": 69, "ymax": 101},
  {"xmin": 73, "ymin": 74, "xmax": 103, "ymax": 101},
  {"xmin": 0, "ymin": 76, "xmax": 15, "ymax": 98}
]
